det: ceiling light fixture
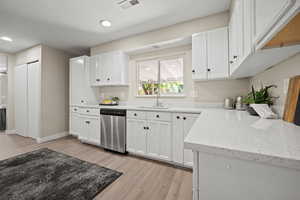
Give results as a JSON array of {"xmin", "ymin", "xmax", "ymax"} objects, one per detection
[
  {"xmin": 100, "ymin": 20, "xmax": 112, "ymax": 27},
  {"xmin": 0, "ymin": 36, "xmax": 13, "ymax": 42}
]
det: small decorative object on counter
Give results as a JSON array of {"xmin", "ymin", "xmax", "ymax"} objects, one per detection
[
  {"xmin": 243, "ymin": 85, "xmax": 277, "ymax": 116},
  {"xmin": 224, "ymin": 98, "xmax": 234, "ymax": 110},
  {"xmin": 100, "ymin": 96, "xmax": 120, "ymax": 106}
]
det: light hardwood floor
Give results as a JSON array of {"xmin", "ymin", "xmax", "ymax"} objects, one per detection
[{"xmin": 0, "ymin": 134, "xmax": 193, "ymax": 200}]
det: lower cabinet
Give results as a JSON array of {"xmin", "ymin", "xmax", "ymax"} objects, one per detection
[
  {"xmin": 172, "ymin": 113, "xmax": 199, "ymax": 167},
  {"xmin": 70, "ymin": 106, "xmax": 101, "ymax": 146},
  {"xmin": 78, "ymin": 115, "xmax": 101, "ymax": 146},
  {"xmin": 127, "ymin": 111, "xmax": 172, "ymax": 162},
  {"xmin": 127, "ymin": 119, "xmax": 147, "ymax": 155}
]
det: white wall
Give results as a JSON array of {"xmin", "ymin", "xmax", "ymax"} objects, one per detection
[
  {"xmin": 250, "ymin": 53, "xmax": 300, "ymax": 117},
  {"xmin": 41, "ymin": 45, "xmax": 71, "ymax": 137},
  {"xmin": 91, "ymin": 11, "xmax": 250, "ymax": 106}
]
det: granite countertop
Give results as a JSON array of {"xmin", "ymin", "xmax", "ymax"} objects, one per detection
[{"xmin": 184, "ymin": 109, "xmax": 300, "ymax": 170}]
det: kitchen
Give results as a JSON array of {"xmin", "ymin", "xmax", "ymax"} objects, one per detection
[{"xmin": 1, "ymin": 0, "xmax": 300, "ymax": 200}]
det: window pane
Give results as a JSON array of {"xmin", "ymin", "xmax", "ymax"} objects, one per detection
[
  {"xmin": 159, "ymin": 58, "xmax": 184, "ymax": 95},
  {"xmin": 138, "ymin": 60, "xmax": 159, "ymax": 95}
]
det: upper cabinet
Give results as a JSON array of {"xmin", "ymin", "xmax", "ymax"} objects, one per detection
[
  {"xmin": 90, "ymin": 51, "xmax": 129, "ymax": 86},
  {"xmin": 229, "ymin": 0, "xmax": 300, "ymax": 78},
  {"xmin": 69, "ymin": 56, "xmax": 98, "ymax": 105},
  {"xmin": 192, "ymin": 27, "xmax": 229, "ymax": 81},
  {"xmin": 0, "ymin": 55, "xmax": 7, "ymax": 73}
]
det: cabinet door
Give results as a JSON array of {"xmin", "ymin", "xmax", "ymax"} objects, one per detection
[
  {"xmin": 192, "ymin": 32, "xmax": 208, "ymax": 80},
  {"xmin": 87, "ymin": 116, "xmax": 101, "ymax": 145},
  {"xmin": 70, "ymin": 112, "xmax": 81, "ymax": 136},
  {"xmin": 78, "ymin": 117, "xmax": 88, "ymax": 142},
  {"xmin": 254, "ymin": 0, "xmax": 293, "ymax": 43},
  {"xmin": 27, "ymin": 62, "xmax": 40, "ymax": 139},
  {"xmin": 70, "ymin": 57, "xmax": 85, "ymax": 105},
  {"xmin": 183, "ymin": 117, "xmax": 198, "ymax": 167},
  {"xmin": 89, "ymin": 55, "xmax": 101, "ymax": 86},
  {"xmin": 148, "ymin": 121, "xmax": 171, "ymax": 161},
  {"xmin": 99, "ymin": 53, "xmax": 112, "ymax": 84},
  {"xmin": 127, "ymin": 119, "xmax": 147, "ymax": 155},
  {"xmin": 172, "ymin": 114, "xmax": 184, "ymax": 164},
  {"xmin": 14, "ymin": 64, "xmax": 28, "ymax": 137},
  {"xmin": 207, "ymin": 27, "xmax": 229, "ymax": 79}
]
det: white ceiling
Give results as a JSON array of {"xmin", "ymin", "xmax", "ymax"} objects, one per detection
[{"xmin": 0, "ymin": 0, "xmax": 231, "ymax": 55}]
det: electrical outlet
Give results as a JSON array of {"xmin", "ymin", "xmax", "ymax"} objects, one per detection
[{"xmin": 283, "ymin": 78, "xmax": 290, "ymax": 94}]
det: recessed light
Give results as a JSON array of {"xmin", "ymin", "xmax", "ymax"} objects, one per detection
[
  {"xmin": 0, "ymin": 36, "xmax": 13, "ymax": 42},
  {"xmin": 100, "ymin": 20, "xmax": 112, "ymax": 27}
]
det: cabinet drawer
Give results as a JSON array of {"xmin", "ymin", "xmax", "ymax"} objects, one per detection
[
  {"xmin": 79, "ymin": 108, "xmax": 100, "ymax": 116},
  {"xmin": 127, "ymin": 110, "xmax": 146, "ymax": 120},
  {"xmin": 147, "ymin": 112, "xmax": 171, "ymax": 122}
]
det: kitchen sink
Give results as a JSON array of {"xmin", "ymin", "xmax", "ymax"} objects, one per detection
[{"xmin": 138, "ymin": 106, "xmax": 169, "ymax": 110}]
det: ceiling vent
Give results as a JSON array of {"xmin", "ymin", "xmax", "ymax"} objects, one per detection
[{"xmin": 116, "ymin": 0, "xmax": 140, "ymax": 10}]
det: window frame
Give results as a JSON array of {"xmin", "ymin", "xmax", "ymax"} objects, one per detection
[{"xmin": 136, "ymin": 54, "xmax": 185, "ymax": 97}]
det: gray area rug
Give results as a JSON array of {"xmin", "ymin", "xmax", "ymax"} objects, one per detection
[{"xmin": 0, "ymin": 148, "xmax": 122, "ymax": 200}]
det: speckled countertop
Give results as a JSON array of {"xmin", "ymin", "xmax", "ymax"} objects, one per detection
[{"xmin": 184, "ymin": 109, "xmax": 300, "ymax": 170}]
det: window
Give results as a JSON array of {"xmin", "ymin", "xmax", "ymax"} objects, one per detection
[{"xmin": 137, "ymin": 56, "xmax": 184, "ymax": 96}]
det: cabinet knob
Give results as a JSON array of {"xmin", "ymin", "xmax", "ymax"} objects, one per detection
[
  {"xmin": 96, "ymin": 79, "xmax": 100, "ymax": 82},
  {"xmin": 107, "ymin": 78, "xmax": 110, "ymax": 81},
  {"xmin": 156, "ymin": 115, "xmax": 160, "ymax": 118},
  {"xmin": 229, "ymin": 61, "xmax": 234, "ymax": 64},
  {"xmin": 147, "ymin": 127, "xmax": 150, "ymax": 130},
  {"xmin": 176, "ymin": 116, "xmax": 180, "ymax": 119},
  {"xmin": 183, "ymin": 117, "xmax": 186, "ymax": 120},
  {"xmin": 81, "ymin": 100, "xmax": 84, "ymax": 103},
  {"xmin": 233, "ymin": 55, "xmax": 238, "ymax": 59},
  {"xmin": 207, "ymin": 68, "xmax": 211, "ymax": 72},
  {"xmin": 134, "ymin": 113, "xmax": 137, "ymax": 116},
  {"xmin": 86, "ymin": 110, "xmax": 90, "ymax": 113},
  {"xmin": 143, "ymin": 127, "xmax": 146, "ymax": 130},
  {"xmin": 192, "ymin": 69, "xmax": 195, "ymax": 73},
  {"xmin": 85, "ymin": 121, "xmax": 90, "ymax": 124},
  {"xmin": 74, "ymin": 108, "xmax": 77, "ymax": 111}
]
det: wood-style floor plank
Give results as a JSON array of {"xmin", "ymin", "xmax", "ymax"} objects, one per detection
[{"xmin": 0, "ymin": 134, "xmax": 193, "ymax": 200}]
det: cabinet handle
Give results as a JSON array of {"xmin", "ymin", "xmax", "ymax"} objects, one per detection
[
  {"xmin": 74, "ymin": 108, "xmax": 77, "ymax": 111},
  {"xmin": 192, "ymin": 69, "xmax": 195, "ymax": 73},
  {"xmin": 207, "ymin": 68, "xmax": 211, "ymax": 72},
  {"xmin": 176, "ymin": 116, "xmax": 180, "ymax": 119},
  {"xmin": 143, "ymin": 127, "xmax": 146, "ymax": 130},
  {"xmin": 147, "ymin": 127, "xmax": 150, "ymax": 130},
  {"xmin": 134, "ymin": 113, "xmax": 137, "ymax": 116},
  {"xmin": 107, "ymin": 78, "xmax": 110, "ymax": 81},
  {"xmin": 229, "ymin": 61, "xmax": 234, "ymax": 64},
  {"xmin": 86, "ymin": 110, "xmax": 90, "ymax": 113},
  {"xmin": 96, "ymin": 79, "xmax": 100, "ymax": 82},
  {"xmin": 81, "ymin": 100, "xmax": 84, "ymax": 103},
  {"xmin": 183, "ymin": 117, "xmax": 186, "ymax": 120},
  {"xmin": 156, "ymin": 115, "xmax": 160, "ymax": 118},
  {"xmin": 233, "ymin": 55, "xmax": 238, "ymax": 59},
  {"xmin": 85, "ymin": 121, "xmax": 90, "ymax": 124}
]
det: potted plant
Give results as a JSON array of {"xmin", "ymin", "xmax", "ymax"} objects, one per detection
[
  {"xmin": 111, "ymin": 96, "xmax": 120, "ymax": 105},
  {"xmin": 243, "ymin": 85, "xmax": 277, "ymax": 116}
]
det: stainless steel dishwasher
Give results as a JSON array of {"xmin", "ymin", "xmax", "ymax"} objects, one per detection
[{"xmin": 100, "ymin": 108, "xmax": 126, "ymax": 153}]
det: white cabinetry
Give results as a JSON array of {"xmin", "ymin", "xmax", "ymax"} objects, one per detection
[
  {"xmin": 72, "ymin": 107, "xmax": 101, "ymax": 146},
  {"xmin": 89, "ymin": 51, "xmax": 129, "ymax": 86},
  {"xmin": 70, "ymin": 56, "xmax": 97, "ymax": 105},
  {"xmin": 127, "ymin": 111, "xmax": 172, "ymax": 162},
  {"xmin": 229, "ymin": 0, "xmax": 300, "ymax": 77},
  {"xmin": 14, "ymin": 62, "xmax": 40, "ymax": 139},
  {"xmin": 192, "ymin": 27, "xmax": 229, "ymax": 80},
  {"xmin": 172, "ymin": 113, "xmax": 199, "ymax": 167}
]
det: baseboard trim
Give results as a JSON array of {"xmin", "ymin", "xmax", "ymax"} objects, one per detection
[
  {"xmin": 37, "ymin": 132, "xmax": 69, "ymax": 143},
  {"xmin": 5, "ymin": 130, "xmax": 16, "ymax": 134}
]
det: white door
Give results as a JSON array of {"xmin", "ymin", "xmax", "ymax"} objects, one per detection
[
  {"xmin": 183, "ymin": 116, "xmax": 198, "ymax": 167},
  {"xmin": 14, "ymin": 64, "xmax": 28, "ymax": 137},
  {"xmin": 127, "ymin": 119, "xmax": 147, "ymax": 155},
  {"xmin": 147, "ymin": 121, "xmax": 171, "ymax": 161},
  {"xmin": 87, "ymin": 116, "xmax": 101, "ymax": 145},
  {"xmin": 70, "ymin": 57, "xmax": 85, "ymax": 105},
  {"xmin": 172, "ymin": 114, "xmax": 184, "ymax": 164},
  {"xmin": 27, "ymin": 62, "xmax": 40, "ymax": 139},
  {"xmin": 192, "ymin": 32, "xmax": 208, "ymax": 80},
  {"xmin": 207, "ymin": 27, "xmax": 229, "ymax": 79}
]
